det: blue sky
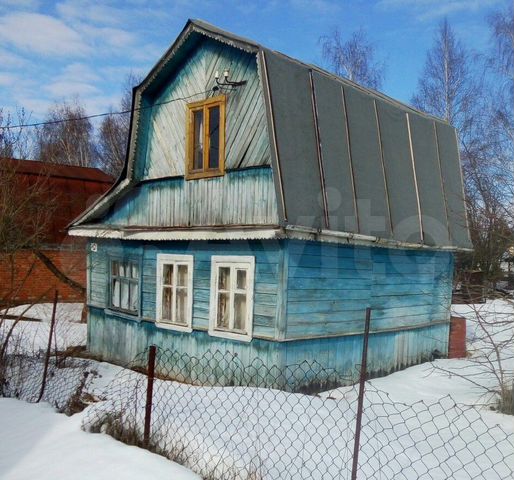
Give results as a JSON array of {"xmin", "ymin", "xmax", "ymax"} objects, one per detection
[{"xmin": 0, "ymin": 0, "xmax": 507, "ymax": 124}]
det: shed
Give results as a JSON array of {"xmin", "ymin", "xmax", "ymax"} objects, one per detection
[{"xmin": 69, "ymin": 20, "xmax": 471, "ymax": 383}]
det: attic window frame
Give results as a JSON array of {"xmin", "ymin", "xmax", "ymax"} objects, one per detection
[{"xmin": 185, "ymin": 95, "xmax": 226, "ymax": 180}]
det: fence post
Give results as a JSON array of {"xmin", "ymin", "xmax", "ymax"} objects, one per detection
[
  {"xmin": 37, "ymin": 289, "xmax": 58, "ymax": 403},
  {"xmin": 143, "ymin": 345, "xmax": 157, "ymax": 448},
  {"xmin": 351, "ymin": 307, "xmax": 371, "ymax": 480}
]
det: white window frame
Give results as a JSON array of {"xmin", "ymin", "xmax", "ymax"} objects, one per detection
[
  {"xmin": 155, "ymin": 254, "xmax": 194, "ymax": 332},
  {"xmin": 209, "ymin": 255, "xmax": 255, "ymax": 342}
]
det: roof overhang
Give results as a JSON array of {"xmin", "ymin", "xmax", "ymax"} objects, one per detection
[{"xmin": 69, "ymin": 224, "xmax": 470, "ymax": 252}]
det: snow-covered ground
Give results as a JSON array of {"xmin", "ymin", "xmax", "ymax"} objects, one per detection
[
  {"xmin": 1, "ymin": 300, "xmax": 513, "ymax": 479},
  {"xmin": 0, "ymin": 302, "xmax": 86, "ymax": 354},
  {"xmin": 1, "ymin": 302, "xmax": 84, "ymax": 322},
  {"xmin": 0, "ymin": 398, "xmax": 200, "ymax": 480}
]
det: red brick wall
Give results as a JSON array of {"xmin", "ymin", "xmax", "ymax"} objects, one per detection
[
  {"xmin": 448, "ymin": 315, "xmax": 467, "ymax": 358},
  {"xmin": 0, "ymin": 247, "xmax": 86, "ymax": 304}
]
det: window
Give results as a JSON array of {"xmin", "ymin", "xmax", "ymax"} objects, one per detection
[
  {"xmin": 209, "ymin": 256, "xmax": 255, "ymax": 342},
  {"xmin": 110, "ymin": 259, "xmax": 140, "ymax": 315},
  {"xmin": 156, "ymin": 254, "xmax": 193, "ymax": 332},
  {"xmin": 186, "ymin": 95, "xmax": 226, "ymax": 179}
]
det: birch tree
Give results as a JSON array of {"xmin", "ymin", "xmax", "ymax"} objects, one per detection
[
  {"xmin": 36, "ymin": 98, "xmax": 97, "ymax": 168},
  {"xmin": 413, "ymin": 19, "xmax": 512, "ymax": 281},
  {"xmin": 320, "ymin": 27, "xmax": 385, "ymax": 90}
]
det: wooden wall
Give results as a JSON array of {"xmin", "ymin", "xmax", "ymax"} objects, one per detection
[
  {"xmin": 87, "ymin": 238, "xmax": 453, "ymax": 382},
  {"xmin": 88, "ymin": 239, "xmax": 283, "ymax": 341},
  {"xmin": 284, "ymin": 240, "xmax": 453, "ymax": 339},
  {"xmin": 100, "ymin": 167, "xmax": 279, "ymax": 227},
  {"xmin": 136, "ymin": 37, "xmax": 270, "ymax": 180}
]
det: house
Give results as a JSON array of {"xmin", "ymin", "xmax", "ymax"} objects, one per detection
[
  {"xmin": 0, "ymin": 158, "xmax": 113, "ymax": 305},
  {"xmin": 69, "ymin": 20, "xmax": 472, "ymax": 383}
]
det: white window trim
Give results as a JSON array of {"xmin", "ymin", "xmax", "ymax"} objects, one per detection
[
  {"xmin": 155, "ymin": 254, "xmax": 194, "ymax": 333},
  {"xmin": 209, "ymin": 255, "xmax": 255, "ymax": 342}
]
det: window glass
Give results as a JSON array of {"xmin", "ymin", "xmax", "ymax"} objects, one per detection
[
  {"xmin": 176, "ymin": 289, "xmax": 187, "ymax": 325},
  {"xmin": 211, "ymin": 257, "xmax": 254, "ymax": 340},
  {"xmin": 177, "ymin": 264, "xmax": 188, "ymax": 287},
  {"xmin": 163, "ymin": 264, "xmax": 173, "ymax": 285},
  {"xmin": 236, "ymin": 269, "xmax": 247, "ymax": 290},
  {"xmin": 120, "ymin": 281, "xmax": 129, "ymax": 310},
  {"xmin": 162, "ymin": 286, "xmax": 173, "ymax": 321},
  {"xmin": 110, "ymin": 259, "xmax": 139, "ymax": 314},
  {"xmin": 234, "ymin": 293, "xmax": 247, "ymax": 331},
  {"xmin": 218, "ymin": 267, "xmax": 230, "ymax": 290},
  {"xmin": 129, "ymin": 283, "xmax": 139, "ymax": 311},
  {"xmin": 193, "ymin": 109, "xmax": 204, "ymax": 170},
  {"xmin": 208, "ymin": 105, "xmax": 220, "ymax": 169},
  {"xmin": 187, "ymin": 96, "xmax": 224, "ymax": 178},
  {"xmin": 112, "ymin": 279, "xmax": 120, "ymax": 308},
  {"xmin": 156, "ymin": 255, "xmax": 193, "ymax": 329},
  {"xmin": 217, "ymin": 292, "xmax": 230, "ymax": 329}
]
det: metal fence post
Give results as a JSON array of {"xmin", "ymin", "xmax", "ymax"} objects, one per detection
[
  {"xmin": 143, "ymin": 345, "xmax": 157, "ymax": 448},
  {"xmin": 37, "ymin": 289, "xmax": 58, "ymax": 403},
  {"xmin": 351, "ymin": 307, "xmax": 371, "ymax": 480}
]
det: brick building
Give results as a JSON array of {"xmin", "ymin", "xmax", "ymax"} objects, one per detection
[{"xmin": 0, "ymin": 158, "xmax": 113, "ymax": 305}]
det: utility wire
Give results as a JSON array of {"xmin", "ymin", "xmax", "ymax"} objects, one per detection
[{"xmin": 0, "ymin": 88, "xmax": 214, "ymax": 130}]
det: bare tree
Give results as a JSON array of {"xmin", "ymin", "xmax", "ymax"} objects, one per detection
[
  {"xmin": 413, "ymin": 19, "xmax": 513, "ymax": 282},
  {"xmin": 412, "ymin": 20, "xmax": 480, "ymax": 142},
  {"xmin": 320, "ymin": 27, "xmax": 385, "ymax": 90},
  {"xmin": 97, "ymin": 73, "xmax": 142, "ymax": 178},
  {"xmin": 36, "ymin": 98, "xmax": 97, "ymax": 168},
  {"xmin": 487, "ymin": 5, "xmax": 514, "ymax": 203},
  {"xmin": 0, "ymin": 108, "xmax": 34, "ymax": 159}
]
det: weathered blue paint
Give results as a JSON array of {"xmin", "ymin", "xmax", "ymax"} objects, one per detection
[
  {"xmin": 99, "ymin": 168, "xmax": 278, "ymax": 228},
  {"xmin": 88, "ymin": 239, "xmax": 283, "ymax": 340},
  {"xmin": 136, "ymin": 37, "xmax": 270, "ymax": 180},
  {"xmin": 87, "ymin": 238, "xmax": 453, "ymax": 385},
  {"xmin": 284, "ymin": 240, "xmax": 453, "ymax": 339}
]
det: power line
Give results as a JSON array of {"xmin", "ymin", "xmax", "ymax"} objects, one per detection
[{"xmin": 0, "ymin": 89, "xmax": 214, "ymax": 130}]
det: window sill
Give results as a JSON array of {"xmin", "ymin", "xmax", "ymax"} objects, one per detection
[
  {"xmin": 208, "ymin": 329, "xmax": 252, "ymax": 343},
  {"xmin": 105, "ymin": 308, "xmax": 141, "ymax": 322},
  {"xmin": 185, "ymin": 170, "xmax": 224, "ymax": 181},
  {"xmin": 155, "ymin": 321, "xmax": 193, "ymax": 333}
]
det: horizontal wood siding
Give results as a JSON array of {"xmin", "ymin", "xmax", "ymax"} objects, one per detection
[
  {"xmin": 140, "ymin": 38, "xmax": 270, "ymax": 180},
  {"xmin": 100, "ymin": 167, "xmax": 279, "ymax": 227},
  {"xmin": 283, "ymin": 322, "xmax": 449, "ymax": 379},
  {"xmin": 285, "ymin": 240, "xmax": 453, "ymax": 339},
  {"xmin": 87, "ymin": 239, "xmax": 283, "ymax": 341},
  {"xmin": 88, "ymin": 308, "xmax": 284, "ymax": 385}
]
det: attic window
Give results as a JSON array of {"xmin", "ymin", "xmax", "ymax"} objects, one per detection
[{"xmin": 186, "ymin": 95, "xmax": 226, "ymax": 180}]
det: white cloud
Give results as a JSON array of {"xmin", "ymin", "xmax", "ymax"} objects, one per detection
[
  {"xmin": 377, "ymin": 0, "xmax": 503, "ymax": 21},
  {"xmin": 0, "ymin": 73, "xmax": 18, "ymax": 87},
  {"xmin": 0, "ymin": 12, "xmax": 89, "ymax": 57},
  {"xmin": 60, "ymin": 63, "xmax": 101, "ymax": 83},
  {"xmin": 0, "ymin": 48, "xmax": 28, "ymax": 68},
  {"xmin": 78, "ymin": 24, "xmax": 136, "ymax": 50},
  {"xmin": 44, "ymin": 80, "xmax": 99, "ymax": 98}
]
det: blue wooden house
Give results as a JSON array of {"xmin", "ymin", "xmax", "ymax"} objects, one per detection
[{"xmin": 70, "ymin": 20, "xmax": 471, "ymax": 382}]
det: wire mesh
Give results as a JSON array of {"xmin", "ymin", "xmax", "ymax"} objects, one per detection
[{"xmin": 82, "ymin": 347, "xmax": 514, "ymax": 480}]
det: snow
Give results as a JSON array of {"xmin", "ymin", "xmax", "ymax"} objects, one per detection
[
  {"xmin": 0, "ymin": 302, "xmax": 86, "ymax": 354},
  {"xmin": 1, "ymin": 302, "xmax": 84, "ymax": 322},
  {"xmin": 1, "ymin": 299, "xmax": 513, "ymax": 479},
  {"xmin": 0, "ymin": 398, "xmax": 200, "ymax": 480}
]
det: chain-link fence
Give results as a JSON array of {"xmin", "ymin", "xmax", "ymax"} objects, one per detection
[
  {"xmin": 0, "ymin": 294, "xmax": 93, "ymax": 414},
  {"xmin": 83, "ymin": 347, "xmax": 514, "ymax": 480}
]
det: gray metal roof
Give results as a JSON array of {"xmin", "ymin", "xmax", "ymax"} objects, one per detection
[
  {"xmin": 181, "ymin": 20, "xmax": 471, "ymax": 249},
  {"xmin": 71, "ymin": 19, "xmax": 471, "ymax": 250},
  {"xmin": 260, "ymin": 47, "xmax": 471, "ymax": 249}
]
